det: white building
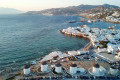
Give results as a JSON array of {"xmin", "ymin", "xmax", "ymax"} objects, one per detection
[
  {"xmin": 77, "ymin": 68, "xmax": 85, "ymax": 73},
  {"xmin": 70, "ymin": 63, "xmax": 77, "ymax": 74},
  {"xmin": 115, "ymin": 52, "xmax": 120, "ymax": 59},
  {"xmin": 92, "ymin": 63, "xmax": 100, "ymax": 75},
  {"xmin": 41, "ymin": 61, "xmax": 48, "ymax": 72},
  {"xmin": 106, "ymin": 12, "xmax": 120, "ymax": 23},
  {"xmin": 107, "ymin": 45, "xmax": 114, "ymax": 54},
  {"xmin": 89, "ymin": 63, "xmax": 106, "ymax": 76},
  {"xmin": 55, "ymin": 63, "xmax": 62, "ymax": 73},
  {"xmin": 107, "ymin": 43, "xmax": 120, "ymax": 54},
  {"xmin": 67, "ymin": 51, "xmax": 79, "ymax": 56},
  {"xmin": 112, "ymin": 11, "xmax": 120, "ymax": 18},
  {"xmin": 24, "ymin": 65, "xmax": 30, "ymax": 75},
  {"xmin": 109, "ymin": 66, "xmax": 118, "ymax": 75}
]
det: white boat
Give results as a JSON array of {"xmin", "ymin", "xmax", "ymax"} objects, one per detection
[
  {"xmin": 108, "ymin": 26, "xmax": 115, "ymax": 29},
  {"xmin": 88, "ymin": 20, "xmax": 93, "ymax": 23}
]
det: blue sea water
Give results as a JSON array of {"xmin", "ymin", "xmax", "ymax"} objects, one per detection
[
  {"xmin": 0, "ymin": 15, "xmax": 88, "ymax": 70},
  {"xmin": 0, "ymin": 15, "xmax": 120, "ymax": 70}
]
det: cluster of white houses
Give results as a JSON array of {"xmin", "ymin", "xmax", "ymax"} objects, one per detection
[
  {"xmin": 61, "ymin": 25, "xmax": 120, "ymax": 57},
  {"xmin": 106, "ymin": 11, "xmax": 120, "ymax": 23}
]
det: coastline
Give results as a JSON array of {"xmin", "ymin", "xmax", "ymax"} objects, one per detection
[
  {"xmin": 1, "ymin": 28, "xmax": 91, "ymax": 80},
  {"xmin": 60, "ymin": 30, "xmax": 92, "ymax": 50},
  {"xmin": 79, "ymin": 15, "xmax": 120, "ymax": 24}
]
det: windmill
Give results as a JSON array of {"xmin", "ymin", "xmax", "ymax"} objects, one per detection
[{"xmin": 93, "ymin": 54, "xmax": 98, "ymax": 65}]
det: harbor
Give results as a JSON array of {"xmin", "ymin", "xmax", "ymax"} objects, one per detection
[{"xmin": 1, "ymin": 1, "xmax": 120, "ymax": 80}]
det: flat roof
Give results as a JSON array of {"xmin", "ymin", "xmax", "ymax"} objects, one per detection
[
  {"xmin": 61, "ymin": 60, "xmax": 110, "ymax": 71},
  {"xmin": 97, "ymin": 52, "xmax": 120, "ymax": 62}
]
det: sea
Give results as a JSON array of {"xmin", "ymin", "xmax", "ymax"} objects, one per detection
[{"xmin": 0, "ymin": 14, "xmax": 120, "ymax": 71}]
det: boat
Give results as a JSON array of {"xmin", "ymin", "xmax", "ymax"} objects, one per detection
[
  {"xmin": 66, "ymin": 20, "xmax": 76, "ymax": 23},
  {"xmin": 88, "ymin": 20, "xmax": 93, "ymax": 23},
  {"xmin": 108, "ymin": 26, "xmax": 115, "ymax": 29}
]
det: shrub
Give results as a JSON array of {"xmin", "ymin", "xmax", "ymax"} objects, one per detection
[{"xmin": 100, "ymin": 41, "xmax": 109, "ymax": 48}]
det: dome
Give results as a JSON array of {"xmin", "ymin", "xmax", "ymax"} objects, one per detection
[
  {"xmin": 24, "ymin": 64, "xmax": 30, "ymax": 69},
  {"xmin": 41, "ymin": 61, "xmax": 47, "ymax": 65},
  {"xmin": 93, "ymin": 63, "xmax": 100, "ymax": 68},
  {"xmin": 55, "ymin": 63, "xmax": 62, "ymax": 67},
  {"xmin": 70, "ymin": 63, "xmax": 77, "ymax": 67}
]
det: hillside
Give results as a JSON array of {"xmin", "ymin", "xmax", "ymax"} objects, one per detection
[
  {"xmin": 0, "ymin": 7, "xmax": 23, "ymax": 14},
  {"xmin": 25, "ymin": 4, "xmax": 98, "ymax": 15},
  {"xmin": 79, "ymin": 4, "xmax": 120, "ymax": 19},
  {"xmin": 25, "ymin": 4, "xmax": 120, "ymax": 16}
]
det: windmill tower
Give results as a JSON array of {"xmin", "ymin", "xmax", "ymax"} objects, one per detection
[
  {"xmin": 93, "ymin": 56, "xmax": 98, "ymax": 65},
  {"xmin": 92, "ymin": 56, "xmax": 100, "ymax": 75}
]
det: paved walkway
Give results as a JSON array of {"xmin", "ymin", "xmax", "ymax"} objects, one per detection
[{"xmin": 83, "ymin": 37, "xmax": 92, "ymax": 50}]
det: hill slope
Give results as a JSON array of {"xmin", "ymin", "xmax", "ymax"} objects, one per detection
[
  {"xmin": 25, "ymin": 4, "xmax": 98, "ymax": 15},
  {"xmin": 25, "ymin": 4, "xmax": 120, "ymax": 16},
  {"xmin": 0, "ymin": 7, "xmax": 23, "ymax": 14}
]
